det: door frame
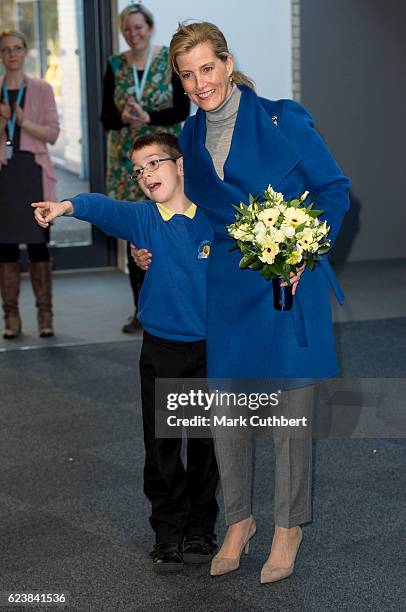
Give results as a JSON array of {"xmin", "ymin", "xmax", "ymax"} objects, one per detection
[{"xmin": 51, "ymin": 0, "xmax": 116, "ymax": 270}]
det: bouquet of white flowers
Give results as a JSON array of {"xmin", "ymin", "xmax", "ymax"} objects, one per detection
[{"xmin": 227, "ymin": 185, "xmax": 331, "ymax": 309}]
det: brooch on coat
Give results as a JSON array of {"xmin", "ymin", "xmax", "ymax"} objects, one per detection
[{"xmin": 272, "ymin": 115, "xmax": 278, "ymax": 126}]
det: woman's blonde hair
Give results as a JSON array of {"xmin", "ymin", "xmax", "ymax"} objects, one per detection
[
  {"xmin": 118, "ymin": 3, "xmax": 154, "ymax": 32},
  {"xmin": 0, "ymin": 29, "xmax": 28, "ymax": 49},
  {"xmin": 169, "ymin": 22, "xmax": 255, "ymax": 89}
]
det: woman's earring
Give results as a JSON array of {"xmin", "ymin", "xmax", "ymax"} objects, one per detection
[
  {"xmin": 183, "ymin": 91, "xmax": 188, "ymax": 95},
  {"xmin": 229, "ymin": 75, "xmax": 233, "ymax": 82}
]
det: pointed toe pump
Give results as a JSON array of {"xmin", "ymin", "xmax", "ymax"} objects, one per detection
[
  {"xmin": 260, "ymin": 527, "xmax": 303, "ymax": 584},
  {"xmin": 210, "ymin": 516, "xmax": 256, "ymax": 577}
]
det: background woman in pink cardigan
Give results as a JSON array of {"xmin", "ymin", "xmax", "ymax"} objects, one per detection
[{"xmin": 0, "ymin": 29, "xmax": 59, "ymax": 339}]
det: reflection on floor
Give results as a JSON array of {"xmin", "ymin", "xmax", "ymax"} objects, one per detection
[{"xmin": 0, "ymin": 270, "xmax": 138, "ymax": 352}]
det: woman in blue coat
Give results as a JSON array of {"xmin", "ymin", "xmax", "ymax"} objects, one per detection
[{"xmin": 150, "ymin": 21, "xmax": 350, "ymax": 582}]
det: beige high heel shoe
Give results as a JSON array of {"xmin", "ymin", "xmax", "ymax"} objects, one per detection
[
  {"xmin": 210, "ymin": 516, "xmax": 256, "ymax": 576},
  {"xmin": 260, "ymin": 526, "xmax": 303, "ymax": 584}
]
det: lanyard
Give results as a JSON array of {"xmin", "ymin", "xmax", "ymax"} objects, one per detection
[
  {"xmin": 2, "ymin": 80, "xmax": 26, "ymax": 144},
  {"xmin": 132, "ymin": 45, "xmax": 154, "ymax": 102}
]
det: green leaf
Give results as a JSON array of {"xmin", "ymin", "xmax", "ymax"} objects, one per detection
[
  {"xmin": 269, "ymin": 263, "xmax": 284, "ymax": 276},
  {"xmin": 281, "ymin": 263, "xmax": 291, "ymax": 279},
  {"xmin": 307, "ymin": 258, "xmax": 315, "ymax": 271},
  {"xmin": 317, "ymin": 245, "xmax": 331, "ymax": 255},
  {"xmin": 232, "ymin": 204, "xmax": 243, "ymax": 214},
  {"xmin": 249, "ymin": 260, "xmax": 263, "ymax": 271},
  {"xmin": 294, "ymin": 222, "xmax": 306, "ymax": 233},
  {"xmin": 260, "ymin": 265, "xmax": 274, "ymax": 281},
  {"xmin": 307, "ymin": 209, "xmax": 323, "ymax": 218},
  {"xmin": 239, "ymin": 254, "xmax": 257, "ymax": 269},
  {"xmin": 239, "ymin": 243, "xmax": 251, "ymax": 255}
]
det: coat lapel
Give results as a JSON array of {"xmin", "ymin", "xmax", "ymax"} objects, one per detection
[
  {"xmin": 185, "ymin": 85, "xmax": 302, "ymax": 214},
  {"xmin": 183, "ymin": 109, "xmax": 245, "ymax": 216},
  {"xmin": 223, "ymin": 85, "xmax": 301, "ymax": 194}
]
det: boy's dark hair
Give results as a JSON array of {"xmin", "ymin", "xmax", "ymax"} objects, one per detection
[{"xmin": 129, "ymin": 132, "xmax": 181, "ymax": 160}]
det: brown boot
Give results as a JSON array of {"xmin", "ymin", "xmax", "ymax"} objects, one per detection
[
  {"xmin": 0, "ymin": 262, "xmax": 22, "ymax": 339},
  {"xmin": 29, "ymin": 260, "xmax": 54, "ymax": 337}
]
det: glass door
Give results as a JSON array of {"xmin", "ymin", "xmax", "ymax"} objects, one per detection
[{"xmin": 0, "ymin": 0, "xmax": 115, "ymax": 269}]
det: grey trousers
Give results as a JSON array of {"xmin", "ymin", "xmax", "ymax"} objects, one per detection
[{"xmin": 212, "ymin": 385, "xmax": 314, "ymax": 528}]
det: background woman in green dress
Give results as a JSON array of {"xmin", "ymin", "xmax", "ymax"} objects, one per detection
[{"xmin": 100, "ymin": 3, "xmax": 190, "ymax": 333}]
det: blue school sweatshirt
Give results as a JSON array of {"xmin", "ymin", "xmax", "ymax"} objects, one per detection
[{"xmin": 70, "ymin": 194, "xmax": 212, "ymax": 342}]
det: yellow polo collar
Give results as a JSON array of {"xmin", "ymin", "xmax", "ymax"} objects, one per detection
[{"xmin": 156, "ymin": 202, "xmax": 197, "ymax": 221}]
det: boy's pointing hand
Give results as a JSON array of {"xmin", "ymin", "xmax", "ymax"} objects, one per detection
[{"xmin": 32, "ymin": 200, "xmax": 73, "ymax": 228}]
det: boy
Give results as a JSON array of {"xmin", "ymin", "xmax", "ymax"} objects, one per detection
[{"xmin": 32, "ymin": 133, "xmax": 219, "ymax": 572}]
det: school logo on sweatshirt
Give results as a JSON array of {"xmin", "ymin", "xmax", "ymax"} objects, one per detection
[{"xmin": 198, "ymin": 240, "xmax": 211, "ymax": 259}]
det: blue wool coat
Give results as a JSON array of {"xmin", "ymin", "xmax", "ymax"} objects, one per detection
[{"xmin": 179, "ymin": 84, "xmax": 351, "ymax": 380}]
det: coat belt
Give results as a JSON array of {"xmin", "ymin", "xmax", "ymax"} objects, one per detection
[{"xmin": 291, "ymin": 259, "xmax": 344, "ymax": 348}]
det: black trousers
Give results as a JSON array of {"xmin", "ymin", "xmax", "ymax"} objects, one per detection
[
  {"xmin": 126, "ymin": 241, "xmax": 145, "ymax": 310},
  {"xmin": 140, "ymin": 331, "xmax": 219, "ymax": 544},
  {"xmin": 0, "ymin": 243, "xmax": 50, "ymax": 263}
]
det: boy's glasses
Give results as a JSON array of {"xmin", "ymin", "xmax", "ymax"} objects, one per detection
[
  {"xmin": 129, "ymin": 157, "xmax": 180, "ymax": 182},
  {"xmin": 0, "ymin": 45, "xmax": 25, "ymax": 55}
]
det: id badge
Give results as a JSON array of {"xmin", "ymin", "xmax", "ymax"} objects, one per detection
[{"xmin": 5, "ymin": 142, "xmax": 13, "ymax": 160}]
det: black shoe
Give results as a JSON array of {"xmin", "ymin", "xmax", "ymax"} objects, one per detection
[
  {"xmin": 183, "ymin": 534, "xmax": 217, "ymax": 564},
  {"xmin": 151, "ymin": 543, "xmax": 183, "ymax": 573},
  {"xmin": 121, "ymin": 313, "xmax": 142, "ymax": 334}
]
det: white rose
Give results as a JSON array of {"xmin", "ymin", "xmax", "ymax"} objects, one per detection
[
  {"xmin": 280, "ymin": 224, "xmax": 295, "ymax": 239},
  {"xmin": 256, "ymin": 231, "xmax": 269, "ymax": 247},
  {"xmin": 253, "ymin": 221, "xmax": 266, "ymax": 235},
  {"xmin": 269, "ymin": 228, "xmax": 285, "ymax": 243}
]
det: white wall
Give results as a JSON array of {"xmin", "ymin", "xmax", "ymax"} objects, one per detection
[
  {"xmin": 116, "ymin": 0, "xmax": 292, "ymax": 100},
  {"xmin": 56, "ymin": 0, "xmax": 83, "ymax": 172}
]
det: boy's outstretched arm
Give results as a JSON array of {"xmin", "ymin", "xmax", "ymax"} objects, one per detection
[{"xmin": 32, "ymin": 193, "xmax": 149, "ymax": 244}]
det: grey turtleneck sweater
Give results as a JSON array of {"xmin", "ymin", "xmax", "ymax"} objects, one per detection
[{"xmin": 205, "ymin": 85, "xmax": 242, "ymax": 180}]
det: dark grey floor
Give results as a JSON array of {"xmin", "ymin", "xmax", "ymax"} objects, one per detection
[{"xmin": 0, "ymin": 317, "xmax": 405, "ymax": 611}]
